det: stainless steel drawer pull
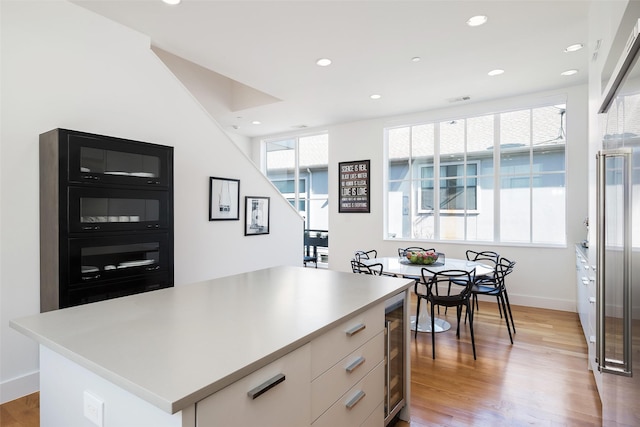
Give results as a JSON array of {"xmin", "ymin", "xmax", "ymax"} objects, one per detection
[
  {"xmin": 345, "ymin": 390, "xmax": 365, "ymax": 409},
  {"xmin": 346, "ymin": 323, "xmax": 366, "ymax": 337},
  {"xmin": 247, "ymin": 374, "xmax": 285, "ymax": 400},
  {"xmin": 345, "ymin": 356, "xmax": 365, "ymax": 373}
]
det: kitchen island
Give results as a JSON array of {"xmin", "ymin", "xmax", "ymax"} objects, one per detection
[{"xmin": 10, "ymin": 266, "xmax": 413, "ymax": 426}]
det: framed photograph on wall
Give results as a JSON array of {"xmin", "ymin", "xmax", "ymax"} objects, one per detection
[
  {"xmin": 244, "ymin": 196, "xmax": 270, "ymax": 236},
  {"xmin": 338, "ymin": 159, "xmax": 370, "ymax": 213},
  {"xmin": 209, "ymin": 177, "xmax": 240, "ymax": 221}
]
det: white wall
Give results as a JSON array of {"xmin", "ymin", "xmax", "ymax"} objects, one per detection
[{"xmin": 0, "ymin": 0, "xmax": 302, "ymax": 403}]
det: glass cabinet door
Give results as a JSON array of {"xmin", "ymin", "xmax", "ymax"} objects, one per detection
[
  {"xmin": 68, "ymin": 233, "xmax": 169, "ymax": 286},
  {"xmin": 67, "ymin": 133, "xmax": 172, "ymax": 186},
  {"xmin": 69, "ymin": 188, "xmax": 168, "ymax": 232}
]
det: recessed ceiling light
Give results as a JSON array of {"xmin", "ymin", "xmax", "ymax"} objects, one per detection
[
  {"xmin": 564, "ymin": 43, "xmax": 584, "ymax": 53},
  {"xmin": 488, "ymin": 69, "xmax": 504, "ymax": 76},
  {"xmin": 252, "ymin": 121, "xmax": 261, "ymax": 125},
  {"xmin": 370, "ymin": 94, "xmax": 381, "ymax": 100},
  {"xmin": 467, "ymin": 15, "xmax": 488, "ymax": 27},
  {"xmin": 316, "ymin": 58, "xmax": 332, "ymax": 67},
  {"xmin": 162, "ymin": 0, "xmax": 181, "ymax": 5},
  {"xmin": 411, "ymin": 57, "xmax": 421, "ymax": 62},
  {"xmin": 561, "ymin": 69, "xmax": 578, "ymax": 76}
]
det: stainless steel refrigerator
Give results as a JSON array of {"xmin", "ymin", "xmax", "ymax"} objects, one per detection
[{"xmin": 597, "ymin": 16, "xmax": 640, "ymax": 426}]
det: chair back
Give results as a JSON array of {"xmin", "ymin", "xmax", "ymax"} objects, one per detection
[
  {"xmin": 466, "ymin": 249, "xmax": 500, "ymax": 264},
  {"xmin": 496, "ymin": 257, "xmax": 516, "ymax": 285},
  {"xmin": 351, "ymin": 259, "xmax": 383, "ymax": 275},
  {"xmin": 420, "ymin": 268, "xmax": 476, "ymax": 299},
  {"xmin": 354, "ymin": 249, "xmax": 377, "ymax": 261}
]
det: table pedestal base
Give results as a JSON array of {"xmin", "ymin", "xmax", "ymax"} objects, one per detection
[{"xmin": 410, "ymin": 315, "xmax": 451, "ymax": 333}]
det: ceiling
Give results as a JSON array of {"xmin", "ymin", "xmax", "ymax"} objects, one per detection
[{"xmin": 72, "ymin": 0, "xmax": 590, "ymax": 139}]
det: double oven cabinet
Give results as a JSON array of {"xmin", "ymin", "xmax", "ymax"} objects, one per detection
[{"xmin": 40, "ymin": 128, "xmax": 174, "ymax": 311}]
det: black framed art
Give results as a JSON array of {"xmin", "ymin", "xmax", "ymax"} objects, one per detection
[
  {"xmin": 244, "ymin": 196, "xmax": 270, "ymax": 235},
  {"xmin": 338, "ymin": 159, "xmax": 370, "ymax": 213},
  {"xmin": 209, "ymin": 177, "xmax": 240, "ymax": 221}
]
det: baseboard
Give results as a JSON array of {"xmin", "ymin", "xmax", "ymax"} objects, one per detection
[
  {"xmin": 476, "ymin": 294, "xmax": 576, "ymax": 312},
  {"xmin": 0, "ymin": 370, "xmax": 39, "ymax": 405}
]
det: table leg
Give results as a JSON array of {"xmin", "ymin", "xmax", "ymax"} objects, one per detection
[{"xmin": 410, "ymin": 306, "xmax": 451, "ymax": 333}]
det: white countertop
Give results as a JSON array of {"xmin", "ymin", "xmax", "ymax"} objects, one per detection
[{"xmin": 10, "ymin": 266, "xmax": 412, "ymax": 414}]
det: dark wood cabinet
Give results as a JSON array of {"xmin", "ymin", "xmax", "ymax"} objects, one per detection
[{"xmin": 40, "ymin": 128, "xmax": 174, "ymax": 311}]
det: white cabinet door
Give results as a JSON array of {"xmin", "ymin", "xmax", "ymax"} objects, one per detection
[
  {"xmin": 196, "ymin": 344, "xmax": 311, "ymax": 427},
  {"xmin": 311, "ymin": 303, "xmax": 384, "ymax": 379},
  {"xmin": 311, "ymin": 332, "xmax": 383, "ymax": 421},
  {"xmin": 312, "ymin": 361, "xmax": 384, "ymax": 427}
]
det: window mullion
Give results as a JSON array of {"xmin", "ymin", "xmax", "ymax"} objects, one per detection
[
  {"xmin": 294, "ymin": 137, "xmax": 300, "ymax": 223},
  {"xmin": 408, "ymin": 126, "xmax": 414, "ymax": 239},
  {"xmin": 434, "ymin": 123, "xmax": 440, "ymax": 240},
  {"xmin": 463, "ymin": 120, "xmax": 468, "ymax": 240},
  {"xmin": 494, "ymin": 114, "xmax": 501, "ymax": 242},
  {"xmin": 529, "ymin": 109, "xmax": 534, "ymax": 243}
]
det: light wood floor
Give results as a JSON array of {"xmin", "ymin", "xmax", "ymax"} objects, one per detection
[{"xmin": 1, "ymin": 301, "xmax": 601, "ymax": 427}]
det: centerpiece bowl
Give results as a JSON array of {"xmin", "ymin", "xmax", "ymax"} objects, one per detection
[{"xmin": 405, "ymin": 250, "xmax": 439, "ymax": 265}]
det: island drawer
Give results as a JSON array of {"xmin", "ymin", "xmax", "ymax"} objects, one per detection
[
  {"xmin": 196, "ymin": 344, "xmax": 311, "ymax": 427},
  {"xmin": 362, "ymin": 402, "xmax": 385, "ymax": 427},
  {"xmin": 311, "ymin": 360, "xmax": 384, "ymax": 427},
  {"xmin": 311, "ymin": 303, "xmax": 384, "ymax": 379},
  {"xmin": 311, "ymin": 331, "xmax": 383, "ymax": 421}
]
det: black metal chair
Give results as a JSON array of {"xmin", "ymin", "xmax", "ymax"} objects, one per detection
[
  {"xmin": 354, "ymin": 249, "xmax": 377, "ymax": 261},
  {"xmin": 470, "ymin": 257, "xmax": 517, "ymax": 343},
  {"xmin": 460, "ymin": 250, "xmax": 500, "ymax": 310},
  {"xmin": 417, "ymin": 268, "xmax": 477, "ymax": 360},
  {"xmin": 350, "ymin": 259, "xmax": 395, "ymax": 277}
]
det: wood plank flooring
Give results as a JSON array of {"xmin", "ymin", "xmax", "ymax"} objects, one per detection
[
  {"xmin": 0, "ymin": 391, "xmax": 39, "ymax": 427},
  {"xmin": 393, "ymin": 298, "xmax": 602, "ymax": 426},
  {"xmin": 1, "ymin": 301, "xmax": 601, "ymax": 427}
]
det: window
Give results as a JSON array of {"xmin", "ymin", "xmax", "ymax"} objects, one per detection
[
  {"xmin": 264, "ymin": 133, "xmax": 328, "ymax": 230},
  {"xmin": 386, "ymin": 104, "xmax": 566, "ymax": 245},
  {"xmin": 420, "ymin": 164, "xmax": 478, "ymax": 212}
]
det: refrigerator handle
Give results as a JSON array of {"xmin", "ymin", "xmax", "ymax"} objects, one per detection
[
  {"xmin": 596, "ymin": 152, "xmax": 604, "ymax": 371},
  {"xmin": 596, "ymin": 149, "xmax": 633, "ymax": 376}
]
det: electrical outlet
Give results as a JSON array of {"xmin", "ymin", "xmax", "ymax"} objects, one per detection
[{"xmin": 83, "ymin": 391, "xmax": 104, "ymax": 427}]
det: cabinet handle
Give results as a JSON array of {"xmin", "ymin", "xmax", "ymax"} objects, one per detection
[
  {"xmin": 247, "ymin": 374, "xmax": 285, "ymax": 400},
  {"xmin": 82, "ymin": 274, "xmax": 100, "ymax": 281},
  {"xmin": 146, "ymin": 180, "xmax": 161, "ymax": 185},
  {"xmin": 345, "ymin": 356, "xmax": 365, "ymax": 373},
  {"xmin": 345, "ymin": 390, "xmax": 366, "ymax": 409},
  {"xmin": 146, "ymin": 224, "xmax": 160, "ymax": 229},
  {"xmin": 589, "ymin": 297, "xmax": 596, "ymax": 304},
  {"xmin": 345, "ymin": 323, "xmax": 366, "ymax": 337},
  {"xmin": 81, "ymin": 174, "xmax": 100, "ymax": 181},
  {"xmin": 582, "ymin": 278, "xmax": 589, "ymax": 285},
  {"xmin": 145, "ymin": 265, "xmax": 160, "ymax": 271}
]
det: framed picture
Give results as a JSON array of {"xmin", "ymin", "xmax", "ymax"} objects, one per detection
[
  {"xmin": 209, "ymin": 177, "xmax": 240, "ymax": 221},
  {"xmin": 338, "ymin": 159, "xmax": 370, "ymax": 213},
  {"xmin": 244, "ymin": 196, "xmax": 270, "ymax": 236}
]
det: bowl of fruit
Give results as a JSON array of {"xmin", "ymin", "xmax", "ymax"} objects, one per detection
[{"xmin": 405, "ymin": 250, "xmax": 439, "ymax": 265}]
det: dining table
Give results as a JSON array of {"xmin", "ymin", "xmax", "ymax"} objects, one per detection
[{"xmin": 361, "ymin": 256, "xmax": 494, "ymax": 333}]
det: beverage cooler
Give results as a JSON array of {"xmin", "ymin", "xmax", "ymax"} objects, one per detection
[{"xmin": 384, "ymin": 292, "xmax": 408, "ymax": 424}]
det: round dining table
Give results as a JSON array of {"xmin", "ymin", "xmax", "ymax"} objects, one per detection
[{"xmin": 361, "ymin": 256, "xmax": 493, "ymax": 333}]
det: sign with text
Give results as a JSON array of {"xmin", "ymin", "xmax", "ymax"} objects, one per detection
[{"xmin": 339, "ymin": 159, "xmax": 370, "ymax": 213}]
